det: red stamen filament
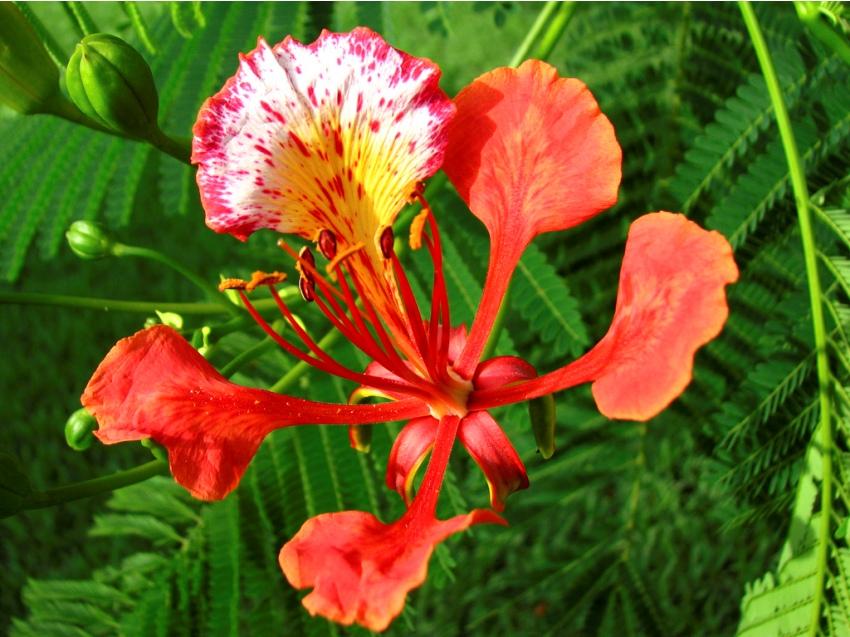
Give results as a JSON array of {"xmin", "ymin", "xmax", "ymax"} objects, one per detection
[
  {"xmin": 228, "ymin": 205, "xmax": 466, "ymax": 409},
  {"xmin": 237, "ymin": 288, "xmax": 430, "ymax": 399},
  {"xmin": 391, "ymin": 252, "xmax": 438, "ymax": 380}
]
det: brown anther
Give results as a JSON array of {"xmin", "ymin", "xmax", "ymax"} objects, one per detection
[
  {"xmin": 299, "ymin": 276, "xmax": 316, "ymax": 303},
  {"xmin": 298, "ymin": 246, "xmax": 316, "ymax": 268},
  {"xmin": 318, "ymin": 229, "xmax": 338, "ymax": 260},
  {"xmin": 379, "ymin": 226, "xmax": 395, "ymax": 259},
  {"xmin": 408, "ymin": 181, "xmax": 425, "ymax": 202},
  {"xmin": 295, "ymin": 246, "xmax": 317, "ymax": 283},
  {"xmin": 219, "ymin": 270, "xmax": 286, "ymax": 292}
]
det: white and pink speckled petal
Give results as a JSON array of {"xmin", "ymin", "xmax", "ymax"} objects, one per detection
[{"xmin": 192, "ymin": 28, "xmax": 454, "ymax": 248}]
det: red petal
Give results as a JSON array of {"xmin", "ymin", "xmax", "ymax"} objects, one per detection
[
  {"xmin": 279, "ymin": 508, "xmax": 504, "ymax": 632},
  {"xmin": 588, "ymin": 212, "xmax": 738, "ymax": 419},
  {"xmin": 385, "ymin": 417, "xmax": 437, "ymax": 505},
  {"xmin": 469, "ymin": 213, "xmax": 738, "ymax": 421},
  {"xmin": 473, "ymin": 355, "xmax": 536, "ymax": 390},
  {"xmin": 193, "ymin": 29, "xmax": 453, "ymax": 244},
  {"xmin": 444, "ymin": 60, "xmax": 621, "ymax": 375},
  {"xmin": 192, "ymin": 29, "xmax": 454, "ymax": 334},
  {"xmin": 81, "ymin": 325, "xmax": 429, "ymax": 500},
  {"xmin": 282, "ymin": 413, "xmax": 503, "ymax": 631},
  {"xmin": 444, "ymin": 60, "xmax": 621, "ymax": 249},
  {"xmin": 459, "ymin": 411, "xmax": 528, "ymax": 511}
]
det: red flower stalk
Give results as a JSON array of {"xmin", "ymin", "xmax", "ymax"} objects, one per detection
[{"xmin": 81, "ymin": 28, "xmax": 738, "ymax": 632}]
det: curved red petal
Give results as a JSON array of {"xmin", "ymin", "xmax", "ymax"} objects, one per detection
[
  {"xmin": 279, "ymin": 507, "xmax": 504, "ymax": 632},
  {"xmin": 193, "ymin": 29, "xmax": 454, "ymax": 332},
  {"xmin": 445, "ymin": 61, "xmax": 621, "ymax": 375},
  {"xmin": 588, "ymin": 212, "xmax": 738, "ymax": 420},
  {"xmin": 81, "ymin": 325, "xmax": 429, "ymax": 500},
  {"xmin": 473, "ymin": 355, "xmax": 536, "ymax": 390},
  {"xmin": 444, "ymin": 59, "xmax": 621, "ymax": 255},
  {"xmin": 193, "ymin": 28, "xmax": 453, "ymax": 244},
  {"xmin": 459, "ymin": 411, "xmax": 529, "ymax": 511},
  {"xmin": 445, "ymin": 323, "xmax": 468, "ymax": 363},
  {"xmin": 385, "ymin": 417, "xmax": 438, "ymax": 505},
  {"xmin": 350, "ymin": 360, "xmax": 412, "ymax": 403},
  {"xmin": 469, "ymin": 213, "xmax": 738, "ymax": 421}
]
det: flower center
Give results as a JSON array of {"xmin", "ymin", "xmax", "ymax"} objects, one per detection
[
  {"xmin": 427, "ymin": 370, "xmax": 473, "ymax": 419},
  {"xmin": 221, "ymin": 201, "xmax": 467, "ymax": 407}
]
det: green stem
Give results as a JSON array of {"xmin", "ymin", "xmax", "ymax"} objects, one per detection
[
  {"xmin": 0, "ymin": 290, "xmax": 278, "ymax": 315},
  {"xmin": 12, "ymin": 1, "xmax": 68, "ymax": 66},
  {"xmin": 24, "ymin": 460, "xmax": 167, "ymax": 510},
  {"xmin": 148, "ymin": 128, "xmax": 193, "ymax": 165},
  {"xmin": 530, "ymin": 2, "xmax": 576, "ymax": 61},
  {"xmin": 509, "ymin": 1, "xmax": 559, "ymax": 67},
  {"xmin": 795, "ymin": 1, "xmax": 850, "ymax": 66},
  {"xmin": 270, "ymin": 329, "xmax": 342, "ymax": 393},
  {"xmin": 112, "ymin": 242, "xmax": 236, "ymax": 313},
  {"xmin": 220, "ymin": 336, "xmax": 278, "ymax": 377},
  {"xmin": 740, "ymin": 3, "xmax": 832, "ymax": 634},
  {"xmin": 62, "ymin": 1, "xmax": 98, "ymax": 38},
  {"xmin": 39, "ymin": 91, "xmax": 192, "ymax": 165}
]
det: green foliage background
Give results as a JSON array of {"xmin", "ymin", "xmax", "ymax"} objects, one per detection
[{"xmin": 2, "ymin": 1, "xmax": 850, "ymax": 635}]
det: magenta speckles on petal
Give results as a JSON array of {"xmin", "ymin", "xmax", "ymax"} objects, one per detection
[{"xmin": 191, "ymin": 28, "xmax": 455, "ymax": 246}]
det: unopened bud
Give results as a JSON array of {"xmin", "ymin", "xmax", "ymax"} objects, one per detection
[
  {"xmin": 66, "ymin": 220, "xmax": 114, "ymax": 259},
  {"xmin": 348, "ymin": 424, "xmax": 373, "ymax": 453},
  {"xmin": 65, "ymin": 408, "xmax": 97, "ymax": 451},
  {"xmin": 66, "ymin": 34, "xmax": 159, "ymax": 138},
  {"xmin": 528, "ymin": 394, "xmax": 556, "ymax": 459},
  {"xmin": 0, "ymin": 452, "xmax": 31, "ymax": 518},
  {"xmin": 141, "ymin": 437, "xmax": 168, "ymax": 462},
  {"xmin": 0, "ymin": 4, "xmax": 62, "ymax": 114}
]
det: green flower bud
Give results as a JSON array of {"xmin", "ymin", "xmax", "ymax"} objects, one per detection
[
  {"xmin": 65, "ymin": 408, "xmax": 97, "ymax": 451},
  {"xmin": 141, "ymin": 438, "xmax": 168, "ymax": 462},
  {"xmin": 348, "ymin": 424, "xmax": 373, "ymax": 453},
  {"xmin": 528, "ymin": 394, "xmax": 556, "ymax": 460},
  {"xmin": 66, "ymin": 34, "xmax": 159, "ymax": 138},
  {"xmin": 66, "ymin": 220, "xmax": 115, "ymax": 259},
  {"xmin": 0, "ymin": 3, "xmax": 61, "ymax": 114},
  {"xmin": 0, "ymin": 452, "xmax": 31, "ymax": 518}
]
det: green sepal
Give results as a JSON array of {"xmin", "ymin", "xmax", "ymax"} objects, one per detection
[
  {"xmin": 0, "ymin": 3, "xmax": 62, "ymax": 114},
  {"xmin": 66, "ymin": 33, "xmax": 159, "ymax": 138},
  {"xmin": 0, "ymin": 452, "xmax": 32, "ymax": 518},
  {"xmin": 348, "ymin": 425, "xmax": 373, "ymax": 453},
  {"xmin": 141, "ymin": 438, "xmax": 168, "ymax": 463},
  {"xmin": 64, "ymin": 408, "xmax": 97, "ymax": 451},
  {"xmin": 528, "ymin": 394, "xmax": 556, "ymax": 459}
]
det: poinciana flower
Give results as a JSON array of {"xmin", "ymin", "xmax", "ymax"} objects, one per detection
[{"xmin": 81, "ymin": 28, "xmax": 738, "ymax": 632}]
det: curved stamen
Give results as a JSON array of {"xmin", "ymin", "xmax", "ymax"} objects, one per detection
[
  {"xmin": 344, "ymin": 260, "xmax": 428, "ymax": 378},
  {"xmin": 334, "ymin": 265, "xmax": 430, "ymax": 389},
  {"xmin": 237, "ymin": 289, "xmax": 432, "ymax": 399},
  {"xmin": 391, "ymin": 252, "xmax": 437, "ymax": 379}
]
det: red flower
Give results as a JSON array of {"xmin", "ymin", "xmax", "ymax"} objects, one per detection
[{"xmin": 81, "ymin": 29, "xmax": 738, "ymax": 632}]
